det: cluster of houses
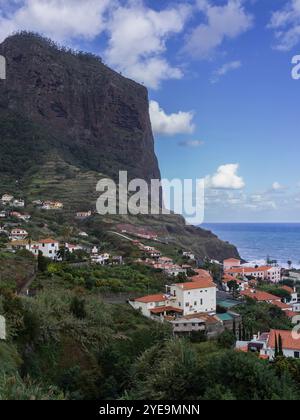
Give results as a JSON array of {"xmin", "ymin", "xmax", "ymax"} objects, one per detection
[
  {"xmin": 222, "ymin": 258, "xmax": 282, "ymax": 292},
  {"xmin": 1, "ymin": 194, "xmax": 25, "ymax": 208},
  {"xmin": 118, "ymin": 224, "xmax": 159, "ymax": 241},
  {"xmin": 133, "ymin": 240, "xmax": 195, "ymax": 277},
  {"xmin": 32, "ymin": 200, "xmax": 64, "ymax": 210},
  {"xmin": 130, "ymin": 269, "xmax": 241, "ymax": 338},
  {"xmin": 91, "ymin": 246, "xmax": 123, "ymax": 266},
  {"xmin": 236, "ymin": 330, "xmax": 300, "ymax": 361}
]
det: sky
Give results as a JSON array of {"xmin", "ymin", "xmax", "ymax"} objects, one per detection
[{"xmin": 0, "ymin": 0, "xmax": 300, "ymax": 223}]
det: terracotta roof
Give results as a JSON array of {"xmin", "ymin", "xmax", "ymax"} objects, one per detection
[
  {"xmin": 38, "ymin": 238, "xmax": 59, "ymax": 244},
  {"xmin": 226, "ymin": 266, "xmax": 272, "ymax": 274},
  {"xmin": 285, "ymin": 310, "xmax": 296, "ymax": 319},
  {"xmin": 175, "ymin": 279, "xmax": 216, "ymax": 290},
  {"xmin": 135, "ymin": 294, "xmax": 167, "ymax": 303},
  {"xmin": 150, "ymin": 306, "xmax": 183, "ymax": 314},
  {"xmin": 268, "ymin": 329, "xmax": 300, "ymax": 351},
  {"xmin": 241, "ymin": 290, "xmax": 280, "ymax": 302},
  {"xmin": 192, "ymin": 269, "xmax": 213, "ymax": 282},
  {"xmin": 281, "ymin": 286, "xmax": 294, "ymax": 294},
  {"xmin": 224, "ymin": 258, "xmax": 240, "ymax": 263},
  {"xmin": 272, "ymin": 300, "xmax": 291, "ymax": 310}
]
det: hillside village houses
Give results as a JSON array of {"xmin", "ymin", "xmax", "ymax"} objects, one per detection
[
  {"xmin": 10, "ymin": 228, "xmax": 28, "ymax": 241},
  {"xmin": 1, "ymin": 194, "xmax": 25, "ymax": 208},
  {"xmin": 130, "ymin": 270, "xmax": 218, "ymax": 328},
  {"xmin": 236, "ymin": 330, "xmax": 300, "ymax": 360},
  {"xmin": 223, "ymin": 258, "xmax": 282, "ymax": 283},
  {"xmin": 42, "ymin": 200, "xmax": 64, "ymax": 210}
]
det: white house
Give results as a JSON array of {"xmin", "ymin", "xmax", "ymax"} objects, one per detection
[
  {"xmin": 65, "ymin": 243, "xmax": 83, "ymax": 253},
  {"xmin": 91, "ymin": 253, "xmax": 110, "ymax": 265},
  {"xmin": 226, "ymin": 265, "xmax": 281, "ymax": 283},
  {"xmin": 1, "ymin": 194, "xmax": 14, "ymax": 204},
  {"xmin": 10, "ymin": 228, "xmax": 28, "ymax": 241},
  {"xmin": 261, "ymin": 330, "xmax": 300, "ymax": 360},
  {"xmin": 130, "ymin": 278, "xmax": 217, "ymax": 319},
  {"xmin": 167, "ymin": 280, "xmax": 217, "ymax": 316},
  {"xmin": 130, "ymin": 294, "xmax": 170, "ymax": 318},
  {"xmin": 183, "ymin": 252, "xmax": 195, "ymax": 260},
  {"xmin": 223, "ymin": 258, "xmax": 241, "ymax": 270},
  {"xmin": 32, "ymin": 238, "xmax": 60, "ymax": 259},
  {"xmin": 0, "ymin": 315, "xmax": 6, "ymax": 340},
  {"xmin": 12, "ymin": 199, "xmax": 25, "ymax": 208}
]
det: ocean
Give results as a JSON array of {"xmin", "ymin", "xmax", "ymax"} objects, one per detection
[{"xmin": 201, "ymin": 223, "xmax": 300, "ymax": 268}]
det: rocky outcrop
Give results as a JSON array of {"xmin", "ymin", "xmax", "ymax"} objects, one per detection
[{"xmin": 0, "ymin": 32, "xmax": 160, "ymax": 183}]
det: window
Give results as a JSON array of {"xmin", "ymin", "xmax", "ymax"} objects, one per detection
[
  {"xmin": 295, "ymin": 352, "xmax": 300, "ymax": 359},
  {"xmin": 185, "ymin": 302, "xmax": 189, "ymax": 307},
  {"xmin": 194, "ymin": 301, "xmax": 197, "ymax": 306}
]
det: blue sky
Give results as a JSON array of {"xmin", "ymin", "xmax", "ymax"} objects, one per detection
[{"xmin": 1, "ymin": 0, "xmax": 300, "ymax": 222}]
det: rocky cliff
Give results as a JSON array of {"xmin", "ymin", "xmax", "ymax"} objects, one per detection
[
  {"xmin": 0, "ymin": 32, "xmax": 239, "ymax": 261},
  {"xmin": 0, "ymin": 32, "xmax": 160, "ymax": 183}
]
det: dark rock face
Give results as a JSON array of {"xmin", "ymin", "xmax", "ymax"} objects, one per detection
[
  {"xmin": 0, "ymin": 33, "xmax": 240, "ymax": 261},
  {"xmin": 0, "ymin": 33, "xmax": 160, "ymax": 183}
]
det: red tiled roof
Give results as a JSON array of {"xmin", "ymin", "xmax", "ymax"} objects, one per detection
[
  {"xmin": 150, "ymin": 306, "xmax": 183, "ymax": 314},
  {"xmin": 226, "ymin": 266, "xmax": 272, "ymax": 274},
  {"xmin": 175, "ymin": 279, "xmax": 216, "ymax": 290},
  {"xmin": 38, "ymin": 238, "xmax": 59, "ymax": 244},
  {"xmin": 241, "ymin": 290, "xmax": 280, "ymax": 302},
  {"xmin": 224, "ymin": 258, "xmax": 240, "ymax": 263},
  {"xmin": 192, "ymin": 269, "xmax": 213, "ymax": 282},
  {"xmin": 272, "ymin": 300, "xmax": 291, "ymax": 310},
  {"xmin": 268, "ymin": 329, "xmax": 300, "ymax": 351},
  {"xmin": 281, "ymin": 286, "xmax": 294, "ymax": 294},
  {"xmin": 135, "ymin": 294, "xmax": 167, "ymax": 303},
  {"xmin": 285, "ymin": 310, "xmax": 297, "ymax": 319}
]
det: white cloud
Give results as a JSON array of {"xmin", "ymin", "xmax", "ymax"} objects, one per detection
[
  {"xmin": 268, "ymin": 0, "xmax": 300, "ymax": 51},
  {"xmin": 205, "ymin": 163, "xmax": 245, "ymax": 190},
  {"xmin": 184, "ymin": 0, "xmax": 253, "ymax": 58},
  {"xmin": 104, "ymin": 2, "xmax": 190, "ymax": 89},
  {"xmin": 211, "ymin": 60, "xmax": 241, "ymax": 83},
  {"xmin": 178, "ymin": 140, "xmax": 204, "ymax": 147},
  {"xmin": 0, "ymin": 0, "xmax": 190, "ymax": 89},
  {"xmin": 272, "ymin": 181, "xmax": 285, "ymax": 191},
  {"xmin": 0, "ymin": 0, "xmax": 111, "ymax": 43},
  {"xmin": 149, "ymin": 100, "xmax": 195, "ymax": 136}
]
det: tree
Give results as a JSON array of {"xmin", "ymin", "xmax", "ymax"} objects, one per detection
[
  {"xmin": 37, "ymin": 251, "xmax": 48, "ymax": 272},
  {"xmin": 275, "ymin": 334, "xmax": 279, "ymax": 358},
  {"xmin": 278, "ymin": 334, "xmax": 284, "ymax": 357},
  {"xmin": 217, "ymin": 330, "xmax": 236, "ymax": 349},
  {"xmin": 70, "ymin": 296, "xmax": 86, "ymax": 320},
  {"xmin": 227, "ymin": 280, "xmax": 239, "ymax": 298},
  {"xmin": 287, "ymin": 261, "xmax": 292, "ymax": 270}
]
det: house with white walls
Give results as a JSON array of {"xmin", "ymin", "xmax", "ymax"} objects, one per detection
[
  {"xmin": 261, "ymin": 330, "xmax": 300, "ymax": 360},
  {"xmin": 10, "ymin": 228, "xmax": 28, "ymax": 241},
  {"xmin": 31, "ymin": 238, "xmax": 60, "ymax": 259},
  {"xmin": 0, "ymin": 315, "xmax": 6, "ymax": 340},
  {"xmin": 130, "ymin": 276, "xmax": 217, "ymax": 319},
  {"xmin": 223, "ymin": 258, "xmax": 241, "ymax": 270},
  {"xmin": 1, "ymin": 194, "xmax": 14, "ymax": 205},
  {"xmin": 226, "ymin": 265, "xmax": 281, "ymax": 283}
]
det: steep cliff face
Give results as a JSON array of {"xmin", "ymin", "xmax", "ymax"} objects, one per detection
[
  {"xmin": 0, "ymin": 33, "xmax": 239, "ymax": 261},
  {"xmin": 0, "ymin": 33, "xmax": 160, "ymax": 183}
]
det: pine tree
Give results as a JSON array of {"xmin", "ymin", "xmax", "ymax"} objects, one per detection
[
  {"xmin": 278, "ymin": 334, "xmax": 284, "ymax": 357},
  {"xmin": 232, "ymin": 319, "xmax": 236, "ymax": 338},
  {"xmin": 275, "ymin": 334, "xmax": 278, "ymax": 358}
]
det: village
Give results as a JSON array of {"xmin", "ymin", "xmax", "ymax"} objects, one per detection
[{"xmin": 1, "ymin": 192, "xmax": 300, "ymax": 362}]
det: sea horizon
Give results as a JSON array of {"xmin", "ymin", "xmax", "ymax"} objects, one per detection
[{"xmin": 201, "ymin": 222, "xmax": 300, "ymax": 269}]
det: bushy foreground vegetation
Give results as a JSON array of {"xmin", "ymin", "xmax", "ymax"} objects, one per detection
[{"xmin": 1, "ymin": 280, "xmax": 300, "ymax": 400}]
